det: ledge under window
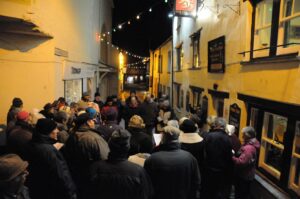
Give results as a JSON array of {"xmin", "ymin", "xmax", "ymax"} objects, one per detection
[
  {"xmin": 188, "ymin": 66, "xmax": 202, "ymax": 70},
  {"xmin": 241, "ymin": 53, "xmax": 300, "ymax": 66}
]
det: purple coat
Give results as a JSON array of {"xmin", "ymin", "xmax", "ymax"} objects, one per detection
[{"xmin": 232, "ymin": 138, "xmax": 260, "ymax": 180}]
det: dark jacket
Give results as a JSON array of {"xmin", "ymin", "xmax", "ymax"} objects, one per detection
[
  {"xmin": 144, "ymin": 142, "xmax": 201, "ymax": 199},
  {"xmin": 123, "ymin": 104, "xmax": 141, "ymax": 128},
  {"xmin": 7, "ymin": 120, "xmax": 33, "ymax": 160},
  {"xmin": 87, "ymin": 158, "xmax": 153, "ymax": 199},
  {"xmin": 56, "ymin": 123, "xmax": 69, "ymax": 143},
  {"xmin": 232, "ymin": 138, "xmax": 260, "ymax": 180},
  {"xmin": 0, "ymin": 186, "xmax": 31, "ymax": 199},
  {"xmin": 62, "ymin": 126, "xmax": 109, "ymax": 198},
  {"xmin": 140, "ymin": 101, "xmax": 158, "ymax": 127},
  {"xmin": 27, "ymin": 133, "xmax": 77, "ymax": 199},
  {"xmin": 128, "ymin": 127, "xmax": 153, "ymax": 155}
]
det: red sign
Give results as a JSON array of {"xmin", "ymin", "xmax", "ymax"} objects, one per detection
[{"xmin": 175, "ymin": 0, "xmax": 197, "ymax": 12}]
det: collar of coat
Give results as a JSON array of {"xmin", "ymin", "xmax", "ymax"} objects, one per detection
[{"xmin": 179, "ymin": 133, "xmax": 203, "ymax": 144}]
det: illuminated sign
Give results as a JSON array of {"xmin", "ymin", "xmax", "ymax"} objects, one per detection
[{"xmin": 175, "ymin": 0, "xmax": 198, "ymax": 17}]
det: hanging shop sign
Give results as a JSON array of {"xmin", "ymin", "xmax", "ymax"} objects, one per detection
[
  {"xmin": 229, "ymin": 103, "xmax": 241, "ymax": 136},
  {"xmin": 208, "ymin": 36, "xmax": 225, "ymax": 73},
  {"xmin": 175, "ymin": 0, "xmax": 198, "ymax": 17}
]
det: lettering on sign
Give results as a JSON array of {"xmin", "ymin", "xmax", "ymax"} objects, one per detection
[
  {"xmin": 208, "ymin": 36, "xmax": 225, "ymax": 73},
  {"xmin": 71, "ymin": 67, "xmax": 81, "ymax": 74}
]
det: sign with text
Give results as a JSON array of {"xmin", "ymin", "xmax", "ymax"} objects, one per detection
[
  {"xmin": 229, "ymin": 103, "xmax": 241, "ymax": 136},
  {"xmin": 208, "ymin": 36, "xmax": 225, "ymax": 73},
  {"xmin": 175, "ymin": 0, "xmax": 198, "ymax": 17}
]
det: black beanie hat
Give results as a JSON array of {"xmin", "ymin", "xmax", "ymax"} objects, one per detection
[
  {"xmin": 12, "ymin": 98, "xmax": 23, "ymax": 108},
  {"xmin": 36, "ymin": 118, "xmax": 57, "ymax": 135},
  {"xmin": 74, "ymin": 113, "xmax": 91, "ymax": 127},
  {"xmin": 179, "ymin": 119, "xmax": 197, "ymax": 133},
  {"xmin": 108, "ymin": 129, "xmax": 131, "ymax": 153}
]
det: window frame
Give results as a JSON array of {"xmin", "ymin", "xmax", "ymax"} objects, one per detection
[
  {"xmin": 190, "ymin": 29, "xmax": 202, "ymax": 68},
  {"xmin": 175, "ymin": 43, "xmax": 183, "ymax": 71},
  {"xmin": 289, "ymin": 121, "xmax": 300, "ymax": 196}
]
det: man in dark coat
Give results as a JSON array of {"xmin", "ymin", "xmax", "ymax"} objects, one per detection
[
  {"xmin": 6, "ymin": 97, "xmax": 23, "ymax": 126},
  {"xmin": 144, "ymin": 126, "xmax": 201, "ymax": 199},
  {"xmin": 62, "ymin": 113, "xmax": 109, "ymax": 199},
  {"xmin": 123, "ymin": 97, "xmax": 141, "ymax": 129},
  {"xmin": 27, "ymin": 119, "xmax": 77, "ymax": 199},
  {"xmin": 0, "ymin": 154, "xmax": 30, "ymax": 199},
  {"xmin": 93, "ymin": 92, "xmax": 104, "ymax": 109},
  {"xmin": 7, "ymin": 111, "xmax": 33, "ymax": 160},
  {"xmin": 140, "ymin": 93, "xmax": 158, "ymax": 136},
  {"xmin": 202, "ymin": 117, "xmax": 234, "ymax": 199},
  {"xmin": 87, "ymin": 129, "xmax": 153, "ymax": 199}
]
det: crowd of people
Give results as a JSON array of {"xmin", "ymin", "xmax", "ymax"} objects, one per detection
[{"xmin": 0, "ymin": 90, "xmax": 260, "ymax": 199}]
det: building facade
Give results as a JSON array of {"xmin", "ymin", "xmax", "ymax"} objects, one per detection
[
  {"xmin": 0, "ymin": 0, "xmax": 118, "ymax": 124},
  {"xmin": 150, "ymin": 0, "xmax": 300, "ymax": 197}
]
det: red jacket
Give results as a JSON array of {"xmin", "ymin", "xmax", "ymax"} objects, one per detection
[{"xmin": 232, "ymin": 138, "xmax": 260, "ymax": 180}]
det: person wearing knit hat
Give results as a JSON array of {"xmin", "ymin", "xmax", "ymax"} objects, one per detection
[
  {"xmin": 28, "ymin": 119, "xmax": 77, "ymax": 199},
  {"xmin": 127, "ymin": 115, "xmax": 153, "ymax": 156},
  {"xmin": 144, "ymin": 125, "xmax": 200, "ymax": 199},
  {"xmin": 39, "ymin": 103, "xmax": 55, "ymax": 119},
  {"xmin": 17, "ymin": 111, "xmax": 30, "ymax": 122},
  {"xmin": 86, "ymin": 129, "xmax": 153, "ymax": 199},
  {"xmin": 0, "ymin": 154, "xmax": 30, "ymax": 199},
  {"xmin": 7, "ymin": 98, "xmax": 23, "ymax": 125}
]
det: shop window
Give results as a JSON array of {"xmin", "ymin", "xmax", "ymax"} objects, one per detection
[
  {"xmin": 259, "ymin": 112, "xmax": 288, "ymax": 179},
  {"xmin": 289, "ymin": 121, "xmax": 300, "ymax": 196},
  {"xmin": 168, "ymin": 51, "xmax": 172, "ymax": 72},
  {"xmin": 254, "ymin": 0, "xmax": 273, "ymax": 56},
  {"xmin": 175, "ymin": 44, "xmax": 183, "ymax": 71},
  {"xmin": 193, "ymin": 91, "xmax": 201, "ymax": 108},
  {"xmin": 250, "ymin": 107, "xmax": 260, "ymax": 129},
  {"xmin": 281, "ymin": 0, "xmax": 300, "ymax": 46},
  {"xmin": 64, "ymin": 79, "xmax": 82, "ymax": 104}
]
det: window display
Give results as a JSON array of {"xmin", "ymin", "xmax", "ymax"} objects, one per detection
[{"xmin": 64, "ymin": 79, "xmax": 82, "ymax": 104}]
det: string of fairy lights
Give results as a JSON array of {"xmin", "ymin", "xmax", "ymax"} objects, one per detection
[{"xmin": 97, "ymin": 0, "xmax": 170, "ymax": 64}]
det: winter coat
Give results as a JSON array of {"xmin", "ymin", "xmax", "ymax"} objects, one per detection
[
  {"xmin": 123, "ymin": 104, "xmax": 141, "ymax": 128},
  {"xmin": 27, "ymin": 133, "xmax": 77, "ymax": 199},
  {"xmin": 62, "ymin": 126, "xmax": 109, "ymax": 198},
  {"xmin": 179, "ymin": 133, "xmax": 204, "ymax": 173},
  {"xmin": 203, "ymin": 129, "xmax": 233, "ymax": 173},
  {"xmin": 128, "ymin": 127, "xmax": 154, "ymax": 155},
  {"xmin": 144, "ymin": 142, "xmax": 201, "ymax": 199},
  {"xmin": 140, "ymin": 101, "xmax": 158, "ymax": 127},
  {"xmin": 6, "ymin": 120, "xmax": 33, "ymax": 160},
  {"xmin": 56, "ymin": 123, "xmax": 69, "ymax": 143},
  {"xmin": 86, "ymin": 158, "xmax": 153, "ymax": 199},
  {"xmin": 97, "ymin": 121, "xmax": 123, "ymax": 141},
  {"xmin": 232, "ymin": 138, "xmax": 260, "ymax": 180}
]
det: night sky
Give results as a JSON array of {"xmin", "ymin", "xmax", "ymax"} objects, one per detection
[{"xmin": 112, "ymin": 0, "xmax": 173, "ymax": 57}]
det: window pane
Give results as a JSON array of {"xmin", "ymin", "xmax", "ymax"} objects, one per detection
[
  {"xmin": 256, "ymin": 27, "xmax": 272, "ymax": 48},
  {"xmin": 250, "ymin": 108, "xmax": 259, "ymax": 130},
  {"xmin": 264, "ymin": 113, "xmax": 287, "ymax": 143},
  {"xmin": 295, "ymin": 0, "xmax": 300, "ymax": 14},
  {"xmin": 265, "ymin": 142, "xmax": 284, "ymax": 172},
  {"xmin": 283, "ymin": 0, "xmax": 293, "ymax": 17},
  {"xmin": 294, "ymin": 158, "xmax": 300, "ymax": 185},
  {"xmin": 283, "ymin": 16, "xmax": 300, "ymax": 45},
  {"xmin": 256, "ymin": 0, "xmax": 273, "ymax": 27},
  {"xmin": 264, "ymin": 0, "xmax": 273, "ymax": 25}
]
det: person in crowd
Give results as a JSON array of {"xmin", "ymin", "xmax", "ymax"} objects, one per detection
[
  {"xmin": 156, "ymin": 100, "xmax": 176, "ymax": 133},
  {"xmin": 7, "ymin": 98, "xmax": 23, "ymax": 126},
  {"xmin": 111, "ymin": 95, "xmax": 123, "ymax": 123},
  {"xmin": 123, "ymin": 97, "xmax": 141, "ymax": 129},
  {"xmin": 144, "ymin": 126, "xmax": 201, "ymax": 199},
  {"xmin": 27, "ymin": 118, "xmax": 76, "ymax": 199},
  {"xmin": 125, "ymin": 90, "xmax": 140, "ymax": 106},
  {"xmin": 53, "ymin": 111, "xmax": 70, "ymax": 143},
  {"xmin": 62, "ymin": 113, "xmax": 109, "ymax": 198},
  {"xmin": 140, "ymin": 93, "xmax": 158, "ymax": 136},
  {"xmin": 226, "ymin": 124, "xmax": 241, "ymax": 153},
  {"xmin": 101, "ymin": 96, "xmax": 118, "ymax": 120},
  {"xmin": 86, "ymin": 129, "xmax": 153, "ymax": 199},
  {"xmin": 179, "ymin": 118, "xmax": 204, "ymax": 174},
  {"xmin": 28, "ymin": 109, "xmax": 45, "ymax": 127},
  {"xmin": 39, "ymin": 103, "xmax": 55, "ymax": 119},
  {"xmin": 93, "ymin": 92, "xmax": 104, "ymax": 109},
  {"xmin": 0, "ymin": 154, "xmax": 30, "ymax": 199},
  {"xmin": 97, "ymin": 107, "xmax": 122, "ymax": 141},
  {"xmin": 127, "ymin": 115, "xmax": 153, "ymax": 156},
  {"xmin": 86, "ymin": 107, "xmax": 100, "ymax": 129},
  {"xmin": 202, "ymin": 117, "xmax": 233, "ymax": 199},
  {"xmin": 78, "ymin": 92, "xmax": 91, "ymax": 109},
  {"xmin": 200, "ymin": 115, "xmax": 217, "ymax": 138},
  {"xmin": 233, "ymin": 126, "xmax": 260, "ymax": 199},
  {"xmin": 56, "ymin": 97, "xmax": 68, "ymax": 111},
  {"xmin": 7, "ymin": 111, "xmax": 33, "ymax": 160}
]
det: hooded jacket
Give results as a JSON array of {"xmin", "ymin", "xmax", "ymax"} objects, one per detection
[{"xmin": 232, "ymin": 138, "xmax": 260, "ymax": 180}]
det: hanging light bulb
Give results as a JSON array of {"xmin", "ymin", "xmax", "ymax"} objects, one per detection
[
  {"xmin": 165, "ymin": 0, "xmax": 168, "ymax": 3},
  {"xmin": 107, "ymin": 32, "xmax": 110, "ymax": 35},
  {"xmin": 136, "ymin": 15, "xmax": 140, "ymax": 20},
  {"xmin": 113, "ymin": 29, "xmax": 116, "ymax": 32},
  {"xmin": 128, "ymin": 21, "xmax": 131, "ymax": 25},
  {"xmin": 118, "ymin": 24, "xmax": 122, "ymax": 29},
  {"xmin": 149, "ymin": 8, "xmax": 152, "ymax": 12}
]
